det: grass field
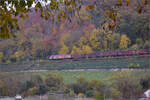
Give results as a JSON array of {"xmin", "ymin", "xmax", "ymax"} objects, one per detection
[
  {"xmin": 31, "ymin": 70, "xmax": 150, "ymax": 83},
  {"xmin": 0, "ymin": 55, "xmax": 150, "ymax": 72},
  {"xmin": 37, "ymin": 71, "xmax": 117, "ymax": 83},
  {"xmin": 1, "ymin": 70, "xmax": 149, "ymax": 84}
]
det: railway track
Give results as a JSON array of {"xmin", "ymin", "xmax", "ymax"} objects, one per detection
[{"xmin": 6, "ymin": 68, "xmax": 150, "ymax": 73}]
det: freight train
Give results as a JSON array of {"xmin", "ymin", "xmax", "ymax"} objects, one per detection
[{"xmin": 49, "ymin": 49, "xmax": 150, "ymax": 60}]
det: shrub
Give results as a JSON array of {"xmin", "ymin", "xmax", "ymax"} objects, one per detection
[
  {"xmin": 36, "ymin": 84, "xmax": 48, "ymax": 95},
  {"xmin": 140, "ymin": 74, "xmax": 150, "ymax": 89},
  {"xmin": 111, "ymin": 88, "xmax": 121, "ymax": 99},
  {"xmin": 136, "ymin": 64, "xmax": 140, "ymax": 67},
  {"xmin": 20, "ymin": 81, "xmax": 34, "ymax": 93},
  {"xmin": 77, "ymin": 77, "xmax": 88, "ymax": 93},
  {"xmin": 88, "ymin": 80, "xmax": 104, "ymax": 91},
  {"xmin": 110, "ymin": 71, "xmax": 143, "ymax": 99},
  {"xmin": 69, "ymin": 89, "xmax": 75, "ymax": 96},
  {"xmin": 67, "ymin": 83, "xmax": 81, "ymax": 94},
  {"xmin": 86, "ymin": 90, "xmax": 94, "ymax": 97},
  {"xmin": 67, "ymin": 77, "xmax": 88, "ymax": 94},
  {"xmin": 39, "ymin": 59, "xmax": 44, "ymax": 63},
  {"xmin": 94, "ymin": 92, "xmax": 105, "ymax": 100},
  {"xmin": 5, "ymin": 60, "xmax": 11, "ymax": 64},
  {"xmin": 78, "ymin": 93, "xmax": 84, "ymax": 98},
  {"xmin": 27, "ymin": 86, "xmax": 38, "ymax": 96},
  {"xmin": 31, "ymin": 74, "xmax": 43, "ymax": 86},
  {"xmin": 0, "ymin": 76, "xmax": 20, "ymax": 96},
  {"xmin": 129, "ymin": 63, "xmax": 134, "ymax": 68},
  {"xmin": 45, "ymin": 74, "xmax": 63, "ymax": 91}
]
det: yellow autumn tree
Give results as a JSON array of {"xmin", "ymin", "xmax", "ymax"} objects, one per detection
[
  {"xmin": 78, "ymin": 36, "xmax": 88, "ymax": 47},
  {"xmin": 59, "ymin": 43, "xmax": 69, "ymax": 54},
  {"xmin": 81, "ymin": 45, "xmax": 93, "ymax": 54},
  {"xmin": 0, "ymin": 81, "xmax": 7, "ymax": 96},
  {"xmin": 77, "ymin": 36, "xmax": 93, "ymax": 54},
  {"xmin": 59, "ymin": 32, "xmax": 70, "ymax": 54},
  {"xmin": 97, "ymin": 23, "xmax": 113, "ymax": 51},
  {"xmin": 110, "ymin": 33, "xmax": 121, "ymax": 49},
  {"xmin": 89, "ymin": 29, "xmax": 100, "ymax": 51},
  {"xmin": 71, "ymin": 45, "xmax": 82, "ymax": 54},
  {"xmin": 0, "ymin": 52, "xmax": 4, "ymax": 64},
  {"xmin": 75, "ymin": 6, "xmax": 91, "ymax": 21},
  {"xmin": 120, "ymin": 34, "xmax": 131, "ymax": 49},
  {"xmin": 13, "ymin": 51, "xmax": 24, "ymax": 61}
]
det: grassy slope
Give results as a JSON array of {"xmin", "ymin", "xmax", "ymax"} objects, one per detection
[
  {"xmin": 0, "ymin": 55, "xmax": 150, "ymax": 72},
  {"xmin": 33, "ymin": 70, "xmax": 150, "ymax": 83},
  {"xmin": 0, "ymin": 70, "xmax": 149, "ymax": 84}
]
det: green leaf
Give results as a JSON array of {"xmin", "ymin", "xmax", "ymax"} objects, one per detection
[
  {"xmin": 35, "ymin": 2, "xmax": 42, "ymax": 10},
  {"xmin": 27, "ymin": 0, "xmax": 33, "ymax": 8}
]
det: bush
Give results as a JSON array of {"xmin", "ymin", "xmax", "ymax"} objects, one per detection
[
  {"xmin": 69, "ymin": 89, "xmax": 75, "ymax": 96},
  {"xmin": 88, "ymin": 80, "xmax": 104, "ymax": 91},
  {"xmin": 31, "ymin": 74, "xmax": 43, "ymax": 86},
  {"xmin": 78, "ymin": 93, "xmax": 84, "ymax": 98},
  {"xmin": 20, "ymin": 81, "xmax": 34, "ymax": 93},
  {"xmin": 77, "ymin": 77, "xmax": 88, "ymax": 93},
  {"xmin": 36, "ymin": 84, "xmax": 48, "ymax": 95},
  {"xmin": 140, "ymin": 75, "xmax": 150, "ymax": 89},
  {"xmin": 45, "ymin": 74, "xmax": 63, "ymax": 91},
  {"xmin": 129, "ymin": 63, "xmax": 134, "ymax": 68},
  {"xmin": 67, "ymin": 77, "xmax": 88, "ymax": 94},
  {"xmin": 0, "ymin": 76, "xmax": 20, "ymax": 96},
  {"xmin": 39, "ymin": 59, "xmax": 44, "ymax": 63},
  {"xmin": 136, "ymin": 64, "xmax": 140, "ymax": 67},
  {"xmin": 5, "ymin": 60, "xmax": 11, "ymax": 64},
  {"xmin": 67, "ymin": 83, "xmax": 81, "ymax": 94},
  {"xmin": 27, "ymin": 86, "xmax": 38, "ymax": 96},
  {"xmin": 111, "ymin": 88, "xmax": 121, "ymax": 99},
  {"xmin": 94, "ymin": 92, "xmax": 105, "ymax": 100},
  {"xmin": 110, "ymin": 71, "xmax": 143, "ymax": 99},
  {"xmin": 86, "ymin": 90, "xmax": 94, "ymax": 97}
]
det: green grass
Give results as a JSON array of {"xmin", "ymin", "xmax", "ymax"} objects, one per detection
[
  {"xmin": 38, "ymin": 71, "xmax": 116, "ymax": 83},
  {"xmin": 33, "ymin": 70, "xmax": 150, "ymax": 84},
  {"xmin": 0, "ymin": 70, "xmax": 149, "ymax": 84}
]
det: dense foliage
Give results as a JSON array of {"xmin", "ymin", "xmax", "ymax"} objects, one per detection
[
  {"xmin": 0, "ymin": 0, "xmax": 149, "ymax": 63},
  {"xmin": 0, "ymin": 0, "xmax": 149, "ymax": 38}
]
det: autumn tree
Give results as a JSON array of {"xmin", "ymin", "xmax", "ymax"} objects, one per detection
[
  {"xmin": 71, "ymin": 45, "xmax": 82, "ymax": 55},
  {"xmin": 0, "ymin": 81, "xmax": 7, "ymax": 96},
  {"xmin": 59, "ymin": 32, "xmax": 70, "ymax": 54},
  {"xmin": 0, "ymin": 0, "xmax": 149, "ymax": 39},
  {"xmin": 59, "ymin": 43, "xmax": 69, "ymax": 54},
  {"xmin": 110, "ymin": 71, "xmax": 143, "ymax": 99},
  {"xmin": 110, "ymin": 33, "xmax": 121, "ymax": 50},
  {"xmin": 120, "ymin": 34, "xmax": 131, "ymax": 49},
  {"xmin": 13, "ymin": 51, "xmax": 24, "ymax": 61},
  {"xmin": 82, "ymin": 45, "xmax": 93, "ymax": 54},
  {"xmin": 0, "ymin": 52, "xmax": 4, "ymax": 64},
  {"xmin": 89, "ymin": 29, "xmax": 101, "ymax": 51}
]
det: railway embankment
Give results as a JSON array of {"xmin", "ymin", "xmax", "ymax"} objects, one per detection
[{"xmin": 0, "ymin": 55, "xmax": 149, "ymax": 72}]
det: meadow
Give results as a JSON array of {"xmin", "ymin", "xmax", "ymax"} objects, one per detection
[{"xmin": 27, "ymin": 70, "xmax": 150, "ymax": 83}]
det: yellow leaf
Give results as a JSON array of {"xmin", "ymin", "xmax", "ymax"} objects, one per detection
[
  {"xmin": 126, "ymin": 0, "xmax": 130, "ymax": 6},
  {"xmin": 86, "ymin": 5, "xmax": 95, "ymax": 11}
]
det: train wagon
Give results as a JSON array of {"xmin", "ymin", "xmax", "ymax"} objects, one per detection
[
  {"xmin": 49, "ymin": 49, "xmax": 150, "ymax": 60},
  {"xmin": 137, "ymin": 49, "xmax": 149, "ymax": 55},
  {"xmin": 49, "ymin": 54, "xmax": 71, "ymax": 60}
]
